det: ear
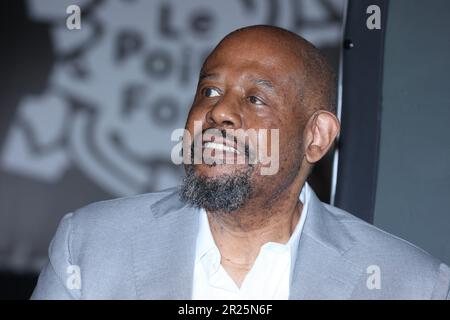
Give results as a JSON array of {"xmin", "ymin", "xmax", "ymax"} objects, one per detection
[{"xmin": 303, "ymin": 110, "xmax": 340, "ymax": 164}]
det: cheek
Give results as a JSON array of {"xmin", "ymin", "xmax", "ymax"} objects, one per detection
[
  {"xmin": 245, "ymin": 118, "xmax": 286, "ymax": 156},
  {"xmin": 278, "ymin": 123, "xmax": 304, "ymax": 162}
]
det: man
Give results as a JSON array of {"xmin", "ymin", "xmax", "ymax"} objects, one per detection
[{"xmin": 32, "ymin": 25, "xmax": 450, "ymax": 299}]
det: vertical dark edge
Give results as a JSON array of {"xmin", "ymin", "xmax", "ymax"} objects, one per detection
[{"xmin": 334, "ymin": 0, "xmax": 389, "ymax": 223}]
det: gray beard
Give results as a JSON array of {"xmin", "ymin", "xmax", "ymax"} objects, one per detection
[{"xmin": 179, "ymin": 164, "xmax": 254, "ymax": 213}]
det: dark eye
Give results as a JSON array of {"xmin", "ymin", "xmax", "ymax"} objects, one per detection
[
  {"xmin": 203, "ymin": 87, "xmax": 221, "ymax": 98},
  {"xmin": 249, "ymin": 96, "xmax": 264, "ymax": 105}
]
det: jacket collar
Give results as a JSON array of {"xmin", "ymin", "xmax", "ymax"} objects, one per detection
[
  {"xmin": 289, "ymin": 186, "xmax": 363, "ymax": 299},
  {"xmin": 132, "ymin": 185, "xmax": 363, "ymax": 299},
  {"xmin": 132, "ymin": 188, "xmax": 199, "ymax": 299}
]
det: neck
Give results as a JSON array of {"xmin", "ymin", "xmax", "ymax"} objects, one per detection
[{"xmin": 206, "ymin": 179, "xmax": 306, "ymax": 267}]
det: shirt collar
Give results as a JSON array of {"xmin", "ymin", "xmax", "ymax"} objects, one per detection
[
  {"xmin": 195, "ymin": 208, "xmax": 218, "ymax": 263},
  {"xmin": 195, "ymin": 182, "xmax": 312, "ymax": 271}
]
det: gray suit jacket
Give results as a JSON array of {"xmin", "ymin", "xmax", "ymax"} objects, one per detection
[{"xmin": 31, "ymin": 186, "xmax": 450, "ymax": 299}]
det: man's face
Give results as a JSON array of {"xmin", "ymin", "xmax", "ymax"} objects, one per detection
[{"xmin": 183, "ymin": 31, "xmax": 308, "ymax": 209}]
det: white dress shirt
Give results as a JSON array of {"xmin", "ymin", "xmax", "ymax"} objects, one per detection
[{"xmin": 192, "ymin": 183, "xmax": 311, "ymax": 300}]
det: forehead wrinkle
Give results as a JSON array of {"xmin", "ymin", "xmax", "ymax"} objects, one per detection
[{"xmin": 205, "ymin": 59, "xmax": 285, "ymax": 83}]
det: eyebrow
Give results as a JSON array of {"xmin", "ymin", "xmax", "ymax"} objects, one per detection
[
  {"xmin": 199, "ymin": 73, "xmax": 275, "ymax": 91},
  {"xmin": 250, "ymin": 78, "xmax": 275, "ymax": 91},
  {"xmin": 199, "ymin": 72, "xmax": 219, "ymax": 81}
]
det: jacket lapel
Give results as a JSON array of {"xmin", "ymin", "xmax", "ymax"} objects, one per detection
[
  {"xmin": 132, "ymin": 188, "xmax": 200, "ymax": 299},
  {"xmin": 289, "ymin": 187, "xmax": 363, "ymax": 299},
  {"xmin": 131, "ymin": 186, "xmax": 364, "ymax": 299}
]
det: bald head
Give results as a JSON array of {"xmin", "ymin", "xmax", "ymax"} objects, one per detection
[{"xmin": 205, "ymin": 25, "xmax": 336, "ymax": 114}]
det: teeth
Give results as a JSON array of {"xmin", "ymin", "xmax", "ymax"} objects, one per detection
[{"xmin": 204, "ymin": 142, "xmax": 240, "ymax": 154}]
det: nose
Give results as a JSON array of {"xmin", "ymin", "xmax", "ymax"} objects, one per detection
[{"xmin": 205, "ymin": 94, "xmax": 243, "ymax": 129}]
